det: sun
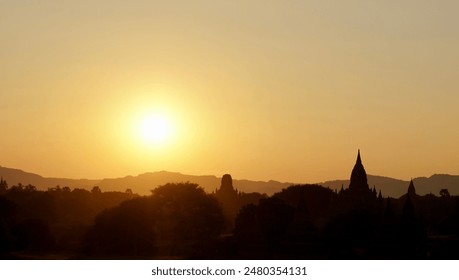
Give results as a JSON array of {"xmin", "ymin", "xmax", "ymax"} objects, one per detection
[{"xmin": 138, "ymin": 114, "xmax": 172, "ymax": 145}]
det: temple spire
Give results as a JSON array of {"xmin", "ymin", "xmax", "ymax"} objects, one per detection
[
  {"xmin": 348, "ymin": 150, "xmax": 369, "ymax": 192},
  {"xmin": 407, "ymin": 178, "xmax": 416, "ymax": 199}
]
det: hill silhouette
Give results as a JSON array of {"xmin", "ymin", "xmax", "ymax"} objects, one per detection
[
  {"xmin": 1, "ymin": 166, "xmax": 458, "ymax": 197},
  {"xmin": 0, "ymin": 166, "xmax": 99, "ymax": 190},
  {"xmin": 0, "ymin": 167, "xmax": 291, "ymax": 195},
  {"xmin": 319, "ymin": 174, "xmax": 459, "ymax": 198}
]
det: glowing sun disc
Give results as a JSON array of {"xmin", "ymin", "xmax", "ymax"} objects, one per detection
[{"xmin": 139, "ymin": 115, "xmax": 172, "ymax": 144}]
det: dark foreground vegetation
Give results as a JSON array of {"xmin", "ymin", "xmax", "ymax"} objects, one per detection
[
  {"xmin": 1, "ymin": 178, "xmax": 459, "ymax": 259},
  {"xmin": 1, "ymin": 153, "xmax": 459, "ymax": 259}
]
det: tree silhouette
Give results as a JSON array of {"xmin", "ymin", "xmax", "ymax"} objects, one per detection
[
  {"xmin": 235, "ymin": 197, "xmax": 294, "ymax": 257},
  {"xmin": 82, "ymin": 182, "xmax": 224, "ymax": 259},
  {"xmin": 13, "ymin": 218, "xmax": 55, "ymax": 253},
  {"xmin": 151, "ymin": 182, "xmax": 225, "ymax": 258},
  {"xmin": 440, "ymin": 189, "xmax": 450, "ymax": 198},
  {"xmin": 0, "ymin": 196, "xmax": 17, "ymax": 253},
  {"xmin": 91, "ymin": 186, "xmax": 102, "ymax": 194},
  {"xmin": 82, "ymin": 197, "xmax": 156, "ymax": 259},
  {"xmin": 0, "ymin": 177, "xmax": 8, "ymax": 194}
]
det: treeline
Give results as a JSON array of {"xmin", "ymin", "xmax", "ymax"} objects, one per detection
[
  {"xmin": 2, "ymin": 178, "xmax": 459, "ymax": 259},
  {"xmin": 235, "ymin": 185, "xmax": 459, "ymax": 259},
  {"xmin": 0, "ymin": 179, "xmax": 135, "ymax": 259},
  {"xmin": 0, "ymin": 180, "xmax": 225, "ymax": 259}
]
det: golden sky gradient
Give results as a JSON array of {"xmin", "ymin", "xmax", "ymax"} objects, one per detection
[{"xmin": 1, "ymin": 0, "xmax": 458, "ymax": 183}]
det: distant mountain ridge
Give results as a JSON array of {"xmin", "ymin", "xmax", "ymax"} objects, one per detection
[
  {"xmin": 97, "ymin": 171, "xmax": 292, "ymax": 195},
  {"xmin": 1, "ymin": 165, "xmax": 458, "ymax": 197},
  {"xmin": 0, "ymin": 166, "xmax": 99, "ymax": 190},
  {"xmin": 0, "ymin": 166, "xmax": 291, "ymax": 195},
  {"xmin": 319, "ymin": 174, "xmax": 459, "ymax": 198}
]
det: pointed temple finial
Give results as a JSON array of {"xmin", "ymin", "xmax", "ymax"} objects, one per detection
[
  {"xmin": 356, "ymin": 149, "xmax": 362, "ymax": 164},
  {"xmin": 408, "ymin": 178, "xmax": 416, "ymax": 197}
]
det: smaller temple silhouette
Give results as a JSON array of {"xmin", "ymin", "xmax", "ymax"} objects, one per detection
[
  {"xmin": 215, "ymin": 174, "xmax": 240, "ymax": 201},
  {"xmin": 213, "ymin": 174, "xmax": 244, "ymax": 230},
  {"xmin": 407, "ymin": 179, "xmax": 416, "ymax": 199},
  {"xmin": 213, "ymin": 174, "xmax": 265, "ymax": 231},
  {"xmin": 399, "ymin": 179, "xmax": 418, "ymax": 204}
]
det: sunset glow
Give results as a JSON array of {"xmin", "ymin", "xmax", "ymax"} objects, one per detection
[
  {"xmin": 1, "ymin": 0, "xmax": 458, "ymax": 183},
  {"xmin": 138, "ymin": 114, "xmax": 172, "ymax": 146},
  {"xmin": 2, "ymin": 0, "xmax": 459, "ymax": 266}
]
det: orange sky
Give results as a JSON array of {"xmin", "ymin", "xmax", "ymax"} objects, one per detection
[{"xmin": 1, "ymin": 1, "xmax": 458, "ymax": 183}]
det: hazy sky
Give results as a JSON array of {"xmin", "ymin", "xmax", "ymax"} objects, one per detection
[{"xmin": 1, "ymin": 0, "xmax": 458, "ymax": 183}]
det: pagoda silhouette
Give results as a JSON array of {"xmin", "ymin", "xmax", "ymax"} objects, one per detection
[
  {"xmin": 340, "ymin": 150, "xmax": 378, "ymax": 206},
  {"xmin": 349, "ymin": 150, "xmax": 369, "ymax": 193}
]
